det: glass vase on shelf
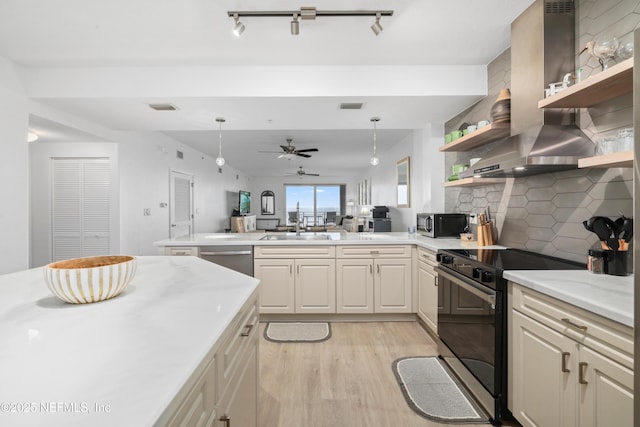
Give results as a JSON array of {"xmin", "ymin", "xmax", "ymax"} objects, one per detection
[{"xmin": 593, "ymin": 36, "xmax": 620, "ymax": 70}]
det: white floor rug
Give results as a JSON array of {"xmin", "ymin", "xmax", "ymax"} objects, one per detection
[
  {"xmin": 393, "ymin": 356, "xmax": 489, "ymax": 424},
  {"xmin": 264, "ymin": 322, "xmax": 331, "ymax": 343}
]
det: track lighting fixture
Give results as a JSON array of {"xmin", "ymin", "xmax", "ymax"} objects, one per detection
[
  {"xmin": 370, "ymin": 117, "xmax": 380, "ymax": 166},
  {"xmin": 215, "ymin": 117, "xmax": 226, "ymax": 166},
  {"xmin": 228, "ymin": 8, "xmax": 392, "ymax": 36},
  {"xmin": 232, "ymin": 14, "xmax": 245, "ymax": 37},
  {"xmin": 371, "ymin": 12, "xmax": 383, "ymax": 35},
  {"xmin": 291, "ymin": 13, "xmax": 299, "ymax": 35}
]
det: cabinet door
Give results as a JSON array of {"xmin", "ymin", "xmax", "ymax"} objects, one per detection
[
  {"xmin": 374, "ymin": 258, "xmax": 411, "ymax": 313},
  {"xmin": 510, "ymin": 310, "xmax": 577, "ymax": 427},
  {"xmin": 216, "ymin": 338, "xmax": 258, "ymax": 427},
  {"xmin": 295, "ymin": 259, "xmax": 336, "ymax": 313},
  {"xmin": 336, "ymin": 259, "xmax": 374, "ymax": 313},
  {"xmin": 417, "ymin": 260, "xmax": 438, "ymax": 334},
  {"xmin": 578, "ymin": 345, "xmax": 634, "ymax": 427},
  {"xmin": 254, "ymin": 259, "xmax": 294, "ymax": 313}
]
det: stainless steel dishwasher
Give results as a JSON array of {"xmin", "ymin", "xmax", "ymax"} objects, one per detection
[{"xmin": 198, "ymin": 245, "xmax": 254, "ymax": 276}]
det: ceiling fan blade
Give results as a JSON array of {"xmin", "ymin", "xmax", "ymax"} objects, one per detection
[
  {"xmin": 296, "ymin": 153, "xmax": 312, "ymax": 158},
  {"xmin": 258, "ymin": 150, "xmax": 283, "ymax": 153},
  {"xmin": 306, "ymin": 173, "xmax": 320, "ymax": 176},
  {"xmin": 295, "ymin": 148, "xmax": 318, "ymax": 153}
]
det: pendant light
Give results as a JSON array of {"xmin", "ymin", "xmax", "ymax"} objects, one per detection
[
  {"xmin": 370, "ymin": 117, "xmax": 380, "ymax": 166},
  {"xmin": 215, "ymin": 117, "xmax": 226, "ymax": 166}
]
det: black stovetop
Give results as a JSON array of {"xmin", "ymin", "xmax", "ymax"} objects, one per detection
[{"xmin": 443, "ymin": 248, "xmax": 585, "ymax": 271}]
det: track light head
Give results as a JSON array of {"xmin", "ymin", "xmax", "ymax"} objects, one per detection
[
  {"xmin": 232, "ymin": 14, "xmax": 245, "ymax": 37},
  {"xmin": 371, "ymin": 13, "xmax": 383, "ymax": 35},
  {"xmin": 291, "ymin": 13, "xmax": 299, "ymax": 35}
]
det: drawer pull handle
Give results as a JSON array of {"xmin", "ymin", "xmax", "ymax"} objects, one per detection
[
  {"xmin": 578, "ymin": 362, "xmax": 588, "ymax": 385},
  {"xmin": 241, "ymin": 324, "xmax": 254, "ymax": 337},
  {"xmin": 371, "ymin": 250, "xmax": 380, "ymax": 255},
  {"xmin": 561, "ymin": 318, "xmax": 587, "ymax": 332},
  {"xmin": 561, "ymin": 352, "xmax": 570, "ymax": 373},
  {"xmin": 220, "ymin": 414, "xmax": 231, "ymax": 426}
]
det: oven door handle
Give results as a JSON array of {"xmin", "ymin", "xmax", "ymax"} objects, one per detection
[{"xmin": 435, "ymin": 266, "xmax": 496, "ymax": 306}]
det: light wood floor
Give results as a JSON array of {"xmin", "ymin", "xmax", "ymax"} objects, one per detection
[{"xmin": 259, "ymin": 321, "xmax": 500, "ymax": 427}]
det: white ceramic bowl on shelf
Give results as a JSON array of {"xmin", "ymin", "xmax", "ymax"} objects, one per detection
[{"xmin": 44, "ymin": 255, "xmax": 136, "ymax": 304}]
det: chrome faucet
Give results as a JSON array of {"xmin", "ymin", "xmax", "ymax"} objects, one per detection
[{"xmin": 295, "ymin": 202, "xmax": 301, "ymax": 236}]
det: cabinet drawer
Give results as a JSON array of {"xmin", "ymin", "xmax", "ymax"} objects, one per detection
[
  {"xmin": 337, "ymin": 245, "xmax": 411, "ymax": 258},
  {"xmin": 254, "ymin": 245, "xmax": 335, "ymax": 258},
  {"xmin": 165, "ymin": 247, "xmax": 198, "ymax": 256},
  {"xmin": 511, "ymin": 283, "xmax": 633, "ymax": 369},
  {"xmin": 217, "ymin": 298, "xmax": 259, "ymax": 401},
  {"xmin": 417, "ymin": 247, "xmax": 437, "ymax": 267}
]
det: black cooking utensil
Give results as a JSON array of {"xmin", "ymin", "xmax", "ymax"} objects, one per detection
[{"xmin": 588, "ymin": 217, "xmax": 616, "ymax": 250}]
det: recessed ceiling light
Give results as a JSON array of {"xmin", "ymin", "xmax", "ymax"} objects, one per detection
[
  {"xmin": 339, "ymin": 103, "xmax": 364, "ymax": 110},
  {"xmin": 148, "ymin": 103, "xmax": 178, "ymax": 111}
]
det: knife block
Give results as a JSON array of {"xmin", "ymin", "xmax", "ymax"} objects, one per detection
[{"xmin": 477, "ymin": 221, "xmax": 497, "ymax": 246}]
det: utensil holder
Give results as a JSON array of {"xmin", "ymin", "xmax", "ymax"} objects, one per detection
[{"xmin": 604, "ymin": 250, "xmax": 630, "ymax": 276}]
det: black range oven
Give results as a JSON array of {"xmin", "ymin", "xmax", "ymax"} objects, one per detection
[{"xmin": 435, "ymin": 248, "xmax": 584, "ymax": 426}]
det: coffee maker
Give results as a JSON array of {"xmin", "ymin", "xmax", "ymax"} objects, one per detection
[{"xmin": 369, "ymin": 206, "xmax": 391, "ymax": 232}]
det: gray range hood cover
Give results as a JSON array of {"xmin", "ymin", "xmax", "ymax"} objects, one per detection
[
  {"xmin": 459, "ymin": 124, "xmax": 594, "ymax": 178},
  {"xmin": 459, "ymin": 0, "xmax": 595, "ymax": 179}
]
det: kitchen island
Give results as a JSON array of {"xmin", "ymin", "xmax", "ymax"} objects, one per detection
[{"xmin": 0, "ymin": 256, "xmax": 259, "ymax": 427}]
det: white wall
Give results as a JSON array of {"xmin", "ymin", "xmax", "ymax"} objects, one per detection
[
  {"xmin": 362, "ymin": 125, "xmax": 445, "ymax": 232},
  {"xmin": 0, "ymin": 57, "xmax": 29, "ymax": 274},
  {"xmin": 116, "ymin": 131, "xmax": 250, "ymax": 255},
  {"xmin": 29, "ymin": 142, "xmax": 120, "ymax": 268}
]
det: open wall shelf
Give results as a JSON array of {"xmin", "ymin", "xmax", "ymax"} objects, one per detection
[
  {"xmin": 538, "ymin": 58, "xmax": 633, "ymax": 109},
  {"xmin": 439, "ymin": 123, "xmax": 510, "ymax": 152}
]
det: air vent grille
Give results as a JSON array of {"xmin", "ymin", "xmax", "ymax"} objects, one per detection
[
  {"xmin": 148, "ymin": 103, "xmax": 178, "ymax": 111},
  {"xmin": 545, "ymin": 1, "xmax": 573, "ymax": 14},
  {"xmin": 339, "ymin": 103, "xmax": 364, "ymax": 110}
]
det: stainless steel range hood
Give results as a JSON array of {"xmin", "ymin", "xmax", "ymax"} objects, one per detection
[{"xmin": 460, "ymin": 0, "xmax": 594, "ymax": 179}]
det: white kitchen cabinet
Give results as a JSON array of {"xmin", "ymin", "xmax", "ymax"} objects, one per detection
[
  {"xmin": 336, "ymin": 259, "xmax": 374, "ymax": 313},
  {"xmin": 254, "ymin": 259, "xmax": 295, "ymax": 313},
  {"xmin": 167, "ymin": 288, "xmax": 258, "ymax": 427},
  {"xmin": 165, "ymin": 246, "xmax": 198, "ymax": 256},
  {"xmin": 295, "ymin": 259, "xmax": 336, "ymax": 313},
  {"xmin": 336, "ymin": 245, "xmax": 412, "ymax": 314},
  {"xmin": 416, "ymin": 247, "xmax": 438, "ymax": 334},
  {"xmin": 374, "ymin": 258, "xmax": 412, "ymax": 313},
  {"xmin": 509, "ymin": 283, "xmax": 633, "ymax": 427},
  {"xmin": 254, "ymin": 246, "xmax": 336, "ymax": 314}
]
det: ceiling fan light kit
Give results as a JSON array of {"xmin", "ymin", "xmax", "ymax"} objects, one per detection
[{"xmin": 227, "ymin": 8, "xmax": 393, "ymax": 37}]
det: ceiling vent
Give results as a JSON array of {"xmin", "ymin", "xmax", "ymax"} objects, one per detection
[
  {"xmin": 339, "ymin": 103, "xmax": 364, "ymax": 110},
  {"xmin": 148, "ymin": 103, "xmax": 178, "ymax": 111}
]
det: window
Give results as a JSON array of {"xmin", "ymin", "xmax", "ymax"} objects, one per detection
[{"xmin": 285, "ymin": 184, "xmax": 345, "ymax": 226}]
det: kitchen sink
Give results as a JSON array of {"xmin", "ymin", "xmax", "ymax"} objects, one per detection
[{"xmin": 260, "ymin": 233, "xmax": 336, "ymax": 241}]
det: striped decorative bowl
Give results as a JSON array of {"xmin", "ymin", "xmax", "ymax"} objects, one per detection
[{"xmin": 44, "ymin": 255, "xmax": 136, "ymax": 304}]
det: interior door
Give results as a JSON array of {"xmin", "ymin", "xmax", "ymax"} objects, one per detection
[{"xmin": 169, "ymin": 170, "xmax": 193, "ymax": 238}]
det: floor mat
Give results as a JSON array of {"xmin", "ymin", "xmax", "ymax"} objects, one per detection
[
  {"xmin": 264, "ymin": 322, "xmax": 331, "ymax": 343},
  {"xmin": 392, "ymin": 356, "xmax": 489, "ymax": 424}
]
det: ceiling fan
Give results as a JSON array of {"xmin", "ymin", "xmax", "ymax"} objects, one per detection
[
  {"xmin": 288, "ymin": 166, "xmax": 320, "ymax": 177},
  {"xmin": 260, "ymin": 138, "xmax": 319, "ymax": 159}
]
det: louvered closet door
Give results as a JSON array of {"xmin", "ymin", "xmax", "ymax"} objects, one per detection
[{"xmin": 52, "ymin": 159, "xmax": 110, "ymax": 261}]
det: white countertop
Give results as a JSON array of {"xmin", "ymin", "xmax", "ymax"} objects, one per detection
[
  {"xmin": 504, "ymin": 270, "xmax": 634, "ymax": 327},
  {"xmin": 154, "ymin": 231, "xmax": 505, "ymax": 252},
  {"xmin": 0, "ymin": 256, "xmax": 259, "ymax": 427}
]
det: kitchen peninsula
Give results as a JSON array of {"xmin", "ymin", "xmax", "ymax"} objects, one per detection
[
  {"xmin": 154, "ymin": 232, "xmax": 633, "ymax": 325},
  {"xmin": 0, "ymin": 257, "xmax": 259, "ymax": 427}
]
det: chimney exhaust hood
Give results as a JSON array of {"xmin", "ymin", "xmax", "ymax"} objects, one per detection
[{"xmin": 460, "ymin": 0, "xmax": 594, "ymax": 179}]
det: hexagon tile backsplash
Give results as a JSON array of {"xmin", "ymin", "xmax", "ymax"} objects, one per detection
[{"xmin": 446, "ymin": 168, "xmax": 633, "ymax": 263}]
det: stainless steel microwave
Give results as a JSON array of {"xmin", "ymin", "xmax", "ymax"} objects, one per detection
[{"xmin": 417, "ymin": 213, "xmax": 467, "ymax": 238}]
